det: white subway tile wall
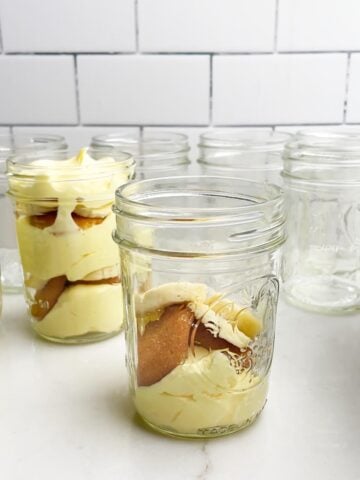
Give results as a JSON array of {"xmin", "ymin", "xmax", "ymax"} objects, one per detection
[
  {"xmin": 0, "ymin": 0, "xmax": 135, "ymax": 52},
  {"xmin": 0, "ymin": 0, "xmax": 359, "ymax": 138},
  {"xmin": 213, "ymin": 54, "xmax": 347, "ymax": 125},
  {"xmin": 278, "ymin": 0, "xmax": 360, "ymax": 52},
  {"xmin": 138, "ymin": 0, "xmax": 276, "ymax": 52},
  {"xmin": 0, "ymin": 56, "xmax": 77, "ymax": 124},
  {"xmin": 78, "ymin": 55, "xmax": 209, "ymax": 125}
]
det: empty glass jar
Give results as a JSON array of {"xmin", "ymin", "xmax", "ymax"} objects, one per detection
[
  {"xmin": 282, "ymin": 130, "xmax": 360, "ymax": 313},
  {"xmin": 7, "ymin": 148, "xmax": 134, "ymax": 343},
  {"xmin": 198, "ymin": 130, "xmax": 289, "ymax": 184},
  {"xmin": 91, "ymin": 131, "xmax": 190, "ymax": 179},
  {"xmin": 0, "ymin": 133, "xmax": 67, "ymax": 292},
  {"xmin": 114, "ymin": 176, "xmax": 285, "ymax": 438}
]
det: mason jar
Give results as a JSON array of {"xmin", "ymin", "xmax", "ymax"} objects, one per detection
[
  {"xmin": 282, "ymin": 130, "xmax": 360, "ymax": 313},
  {"xmin": 0, "ymin": 134, "xmax": 67, "ymax": 292},
  {"xmin": 91, "ymin": 131, "xmax": 191, "ymax": 179},
  {"xmin": 113, "ymin": 176, "xmax": 285, "ymax": 438},
  {"xmin": 198, "ymin": 130, "xmax": 289, "ymax": 184},
  {"xmin": 7, "ymin": 148, "xmax": 134, "ymax": 343}
]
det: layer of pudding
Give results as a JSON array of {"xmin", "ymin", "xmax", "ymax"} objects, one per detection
[
  {"xmin": 135, "ymin": 347, "xmax": 267, "ymax": 435},
  {"xmin": 32, "ymin": 282, "xmax": 123, "ymax": 339},
  {"xmin": 17, "ymin": 211, "xmax": 118, "ymax": 282}
]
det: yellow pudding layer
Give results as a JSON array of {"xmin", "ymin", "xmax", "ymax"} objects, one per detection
[
  {"xmin": 17, "ymin": 213, "xmax": 118, "ymax": 282},
  {"xmin": 32, "ymin": 283, "xmax": 123, "ymax": 339},
  {"xmin": 9, "ymin": 149, "xmax": 131, "ymax": 213},
  {"xmin": 135, "ymin": 347, "xmax": 268, "ymax": 435}
]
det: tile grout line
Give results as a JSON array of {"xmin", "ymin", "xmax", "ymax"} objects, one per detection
[
  {"xmin": 3, "ymin": 50, "xmax": 358, "ymax": 56},
  {"xmin": 0, "ymin": 14, "xmax": 3, "ymax": 55},
  {"xmin": 2, "ymin": 122, "xmax": 358, "ymax": 128},
  {"xmin": 73, "ymin": 55, "xmax": 81, "ymax": 126},
  {"xmin": 342, "ymin": 53, "xmax": 351, "ymax": 124},
  {"xmin": 209, "ymin": 55, "xmax": 213, "ymax": 126},
  {"xmin": 273, "ymin": 0, "xmax": 280, "ymax": 53},
  {"xmin": 134, "ymin": 0, "xmax": 140, "ymax": 53}
]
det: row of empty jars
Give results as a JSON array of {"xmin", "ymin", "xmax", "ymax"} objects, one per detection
[
  {"xmin": 90, "ymin": 129, "xmax": 288, "ymax": 182},
  {"xmin": 0, "ymin": 134, "xmax": 67, "ymax": 292}
]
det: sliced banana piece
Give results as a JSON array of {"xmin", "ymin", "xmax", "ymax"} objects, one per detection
[
  {"xmin": 206, "ymin": 294, "xmax": 262, "ymax": 338},
  {"xmin": 189, "ymin": 302, "xmax": 251, "ymax": 349},
  {"xmin": 74, "ymin": 204, "xmax": 112, "ymax": 218},
  {"xmin": 82, "ymin": 265, "xmax": 120, "ymax": 282},
  {"xmin": 136, "ymin": 282, "xmax": 208, "ymax": 316}
]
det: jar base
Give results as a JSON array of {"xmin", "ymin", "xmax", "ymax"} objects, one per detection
[
  {"xmin": 33, "ymin": 328, "xmax": 122, "ymax": 345},
  {"xmin": 137, "ymin": 409, "xmax": 263, "ymax": 439},
  {"xmin": 283, "ymin": 276, "xmax": 360, "ymax": 314}
]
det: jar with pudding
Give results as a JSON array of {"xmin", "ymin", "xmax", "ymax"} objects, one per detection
[
  {"xmin": 114, "ymin": 176, "xmax": 285, "ymax": 438},
  {"xmin": 91, "ymin": 131, "xmax": 191, "ymax": 179},
  {"xmin": 7, "ymin": 148, "xmax": 134, "ymax": 343},
  {"xmin": 0, "ymin": 133, "xmax": 67, "ymax": 292},
  {"xmin": 198, "ymin": 129, "xmax": 289, "ymax": 184}
]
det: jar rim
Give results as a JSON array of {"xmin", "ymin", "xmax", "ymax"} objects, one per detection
[
  {"xmin": 0, "ymin": 133, "xmax": 67, "ymax": 157},
  {"xmin": 114, "ymin": 176, "xmax": 285, "ymax": 256},
  {"xmin": 114, "ymin": 175, "xmax": 283, "ymax": 221},
  {"xmin": 91, "ymin": 131, "xmax": 190, "ymax": 165},
  {"xmin": 198, "ymin": 129, "xmax": 289, "ymax": 152},
  {"xmin": 285, "ymin": 128, "xmax": 360, "ymax": 160}
]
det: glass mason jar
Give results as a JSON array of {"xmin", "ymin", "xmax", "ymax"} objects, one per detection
[
  {"xmin": 91, "ymin": 131, "xmax": 191, "ymax": 179},
  {"xmin": 7, "ymin": 148, "xmax": 134, "ymax": 343},
  {"xmin": 0, "ymin": 134, "xmax": 67, "ymax": 292},
  {"xmin": 113, "ymin": 176, "xmax": 285, "ymax": 438},
  {"xmin": 282, "ymin": 130, "xmax": 360, "ymax": 313},
  {"xmin": 198, "ymin": 130, "xmax": 289, "ymax": 184}
]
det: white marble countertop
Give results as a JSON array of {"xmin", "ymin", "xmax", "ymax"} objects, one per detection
[{"xmin": 1, "ymin": 294, "xmax": 359, "ymax": 480}]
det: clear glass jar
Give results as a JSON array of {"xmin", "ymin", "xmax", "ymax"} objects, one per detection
[
  {"xmin": 282, "ymin": 129, "xmax": 360, "ymax": 313},
  {"xmin": 0, "ymin": 265, "xmax": 2, "ymax": 318},
  {"xmin": 113, "ymin": 176, "xmax": 285, "ymax": 438},
  {"xmin": 91, "ymin": 131, "xmax": 190, "ymax": 179},
  {"xmin": 198, "ymin": 130, "xmax": 289, "ymax": 184},
  {"xmin": 0, "ymin": 134, "xmax": 67, "ymax": 292},
  {"xmin": 7, "ymin": 148, "xmax": 134, "ymax": 343}
]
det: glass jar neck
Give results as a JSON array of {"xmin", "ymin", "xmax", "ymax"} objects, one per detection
[
  {"xmin": 91, "ymin": 132, "xmax": 190, "ymax": 172},
  {"xmin": 113, "ymin": 176, "xmax": 285, "ymax": 256},
  {"xmin": 198, "ymin": 130, "xmax": 289, "ymax": 171},
  {"xmin": 283, "ymin": 130, "xmax": 360, "ymax": 185},
  {"xmin": 0, "ymin": 134, "xmax": 67, "ymax": 157}
]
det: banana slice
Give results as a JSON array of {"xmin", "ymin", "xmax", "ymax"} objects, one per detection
[
  {"xmin": 206, "ymin": 294, "xmax": 262, "ymax": 338},
  {"xmin": 74, "ymin": 204, "xmax": 112, "ymax": 218},
  {"xmin": 189, "ymin": 302, "xmax": 251, "ymax": 349},
  {"xmin": 81, "ymin": 265, "xmax": 120, "ymax": 282},
  {"xmin": 136, "ymin": 282, "xmax": 208, "ymax": 316}
]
